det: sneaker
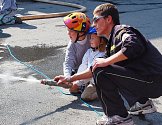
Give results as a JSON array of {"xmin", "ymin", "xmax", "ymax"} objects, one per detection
[
  {"xmin": 96, "ymin": 115, "xmax": 134, "ymax": 125},
  {"xmin": 81, "ymin": 83, "xmax": 98, "ymax": 102},
  {"xmin": 14, "ymin": 16, "xmax": 22, "ymax": 24},
  {"xmin": 128, "ymin": 100, "xmax": 157, "ymax": 115}
]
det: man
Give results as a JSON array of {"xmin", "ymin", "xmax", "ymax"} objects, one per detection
[
  {"xmin": 91, "ymin": 3, "xmax": 162, "ymax": 125},
  {"xmin": 54, "ymin": 3, "xmax": 162, "ymax": 125}
]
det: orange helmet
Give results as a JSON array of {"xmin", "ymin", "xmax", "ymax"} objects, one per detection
[{"xmin": 63, "ymin": 12, "xmax": 90, "ymax": 32}]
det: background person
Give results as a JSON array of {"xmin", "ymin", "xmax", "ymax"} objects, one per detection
[{"xmin": 0, "ymin": 0, "xmax": 22, "ymax": 25}]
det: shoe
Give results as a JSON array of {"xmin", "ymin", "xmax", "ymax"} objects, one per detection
[
  {"xmin": 128, "ymin": 100, "xmax": 157, "ymax": 115},
  {"xmin": 96, "ymin": 115, "xmax": 134, "ymax": 125},
  {"xmin": 81, "ymin": 83, "xmax": 98, "ymax": 102},
  {"xmin": 14, "ymin": 16, "xmax": 22, "ymax": 24}
]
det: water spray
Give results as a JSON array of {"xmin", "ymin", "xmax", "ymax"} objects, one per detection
[
  {"xmin": 0, "ymin": 74, "xmax": 40, "ymax": 83},
  {"xmin": 4, "ymin": 44, "xmax": 103, "ymax": 117}
]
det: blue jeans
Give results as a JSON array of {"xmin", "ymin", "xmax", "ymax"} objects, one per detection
[{"xmin": 0, "ymin": 0, "xmax": 17, "ymax": 13}]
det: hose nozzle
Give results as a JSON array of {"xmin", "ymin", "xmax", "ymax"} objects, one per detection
[
  {"xmin": 41, "ymin": 79, "xmax": 58, "ymax": 86},
  {"xmin": 41, "ymin": 79, "xmax": 72, "ymax": 88}
]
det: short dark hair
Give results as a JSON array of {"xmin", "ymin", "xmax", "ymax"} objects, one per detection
[{"xmin": 93, "ymin": 3, "xmax": 120, "ymax": 25}]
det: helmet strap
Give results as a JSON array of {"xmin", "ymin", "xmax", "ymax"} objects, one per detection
[
  {"xmin": 74, "ymin": 32, "xmax": 86, "ymax": 43},
  {"xmin": 78, "ymin": 32, "xmax": 86, "ymax": 37},
  {"xmin": 74, "ymin": 32, "xmax": 80, "ymax": 43}
]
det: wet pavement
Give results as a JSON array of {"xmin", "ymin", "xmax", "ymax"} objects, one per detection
[{"xmin": 1, "ymin": 0, "xmax": 162, "ymax": 125}]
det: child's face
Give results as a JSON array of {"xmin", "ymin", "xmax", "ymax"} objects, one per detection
[
  {"xmin": 90, "ymin": 34, "xmax": 100, "ymax": 48},
  {"xmin": 67, "ymin": 28, "xmax": 78, "ymax": 42}
]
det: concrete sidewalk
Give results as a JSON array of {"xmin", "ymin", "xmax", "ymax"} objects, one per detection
[{"xmin": 1, "ymin": 0, "xmax": 162, "ymax": 125}]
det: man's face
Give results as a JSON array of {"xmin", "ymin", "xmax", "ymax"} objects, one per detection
[
  {"xmin": 92, "ymin": 14, "xmax": 108, "ymax": 36},
  {"xmin": 67, "ymin": 28, "xmax": 78, "ymax": 42}
]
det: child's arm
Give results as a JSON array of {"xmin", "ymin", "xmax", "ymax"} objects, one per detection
[{"xmin": 63, "ymin": 42, "xmax": 76, "ymax": 77}]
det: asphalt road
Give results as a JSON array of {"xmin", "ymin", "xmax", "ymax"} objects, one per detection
[{"xmin": 1, "ymin": 0, "xmax": 162, "ymax": 125}]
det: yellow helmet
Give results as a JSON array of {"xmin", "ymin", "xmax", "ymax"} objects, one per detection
[{"xmin": 63, "ymin": 12, "xmax": 90, "ymax": 32}]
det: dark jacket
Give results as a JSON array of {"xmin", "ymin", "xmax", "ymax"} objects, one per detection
[{"xmin": 107, "ymin": 25, "xmax": 162, "ymax": 76}]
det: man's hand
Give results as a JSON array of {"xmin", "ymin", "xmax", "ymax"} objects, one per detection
[
  {"xmin": 92, "ymin": 51, "xmax": 128, "ymax": 72},
  {"xmin": 92, "ymin": 58, "xmax": 109, "ymax": 72}
]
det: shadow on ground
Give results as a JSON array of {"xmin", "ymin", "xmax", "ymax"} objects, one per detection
[{"xmin": 19, "ymin": 97, "xmax": 103, "ymax": 125}]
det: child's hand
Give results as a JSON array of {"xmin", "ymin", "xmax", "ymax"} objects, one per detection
[
  {"xmin": 54, "ymin": 75, "xmax": 65, "ymax": 84},
  {"xmin": 54, "ymin": 75, "xmax": 72, "ymax": 88}
]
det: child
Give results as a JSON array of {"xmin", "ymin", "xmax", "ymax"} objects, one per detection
[
  {"xmin": 0, "ymin": 0, "xmax": 22, "ymax": 25},
  {"xmin": 41, "ymin": 12, "xmax": 91, "ymax": 91},
  {"xmin": 69, "ymin": 27, "xmax": 107, "ymax": 101},
  {"xmin": 63, "ymin": 12, "xmax": 91, "ymax": 78}
]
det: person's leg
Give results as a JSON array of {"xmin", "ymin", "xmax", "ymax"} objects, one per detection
[
  {"xmin": 0, "ymin": 0, "xmax": 21, "ymax": 25},
  {"xmin": 95, "ymin": 64, "xmax": 162, "ymax": 103},
  {"xmin": 93, "ymin": 65, "xmax": 134, "ymax": 125},
  {"xmin": 11, "ymin": 0, "xmax": 17, "ymax": 10},
  {"xmin": 93, "ymin": 66, "xmax": 128, "ymax": 117},
  {"xmin": 69, "ymin": 70, "xmax": 84, "ymax": 95},
  {"xmin": 119, "ymin": 88, "xmax": 141, "ymax": 107},
  {"xmin": 93, "ymin": 64, "xmax": 162, "ymax": 124},
  {"xmin": 1, "ymin": 0, "xmax": 12, "ymax": 13}
]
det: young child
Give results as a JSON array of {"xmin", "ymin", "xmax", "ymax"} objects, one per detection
[
  {"xmin": 69, "ymin": 27, "xmax": 107, "ymax": 101},
  {"xmin": 40, "ymin": 12, "xmax": 91, "ymax": 91},
  {"xmin": 0, "ymin": 0, "xmax": 22, "ymax": 25},
  {"xmin": 41, "ymin": 27, "xmax": 106, "ymax": 102},
  {"xmin": 63, "ymin": 12, "xmax": 91, "ymax": 77}
]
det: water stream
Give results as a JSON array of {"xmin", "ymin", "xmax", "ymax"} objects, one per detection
[{"xmin": 0, "ymin": 73, "xmax": 40, "ymax": 84}]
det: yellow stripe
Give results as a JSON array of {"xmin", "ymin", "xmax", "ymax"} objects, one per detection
[{"xmin": 110, "ymin": 45, "xmax": 115, "ymax": 51}]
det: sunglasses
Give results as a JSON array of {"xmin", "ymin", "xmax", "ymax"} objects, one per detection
[{"xmin": 93, "ymin": 16, "xmax": 105, "ymax": 23}]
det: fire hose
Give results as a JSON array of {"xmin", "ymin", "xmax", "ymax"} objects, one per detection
[
  {"xmin": 5, "ymin": 44, "xmax": 103, "ymax": 117},
  {"xmin": 4, "ymin": 0, "xmax": 103, "ymax": 117},
  {"xmin": 19, "ymin": 0, "xmax": 86, "ymax": 21}
]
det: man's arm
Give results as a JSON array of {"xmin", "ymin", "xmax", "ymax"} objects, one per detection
[{"xmin": 92, "ymin": 50, "xmax": 128, "ymax": 72}]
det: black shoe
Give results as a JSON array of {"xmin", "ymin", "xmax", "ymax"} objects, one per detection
[{"xmin": 14, "ymin": 16, "xmax": 22, "ymax": 24}]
